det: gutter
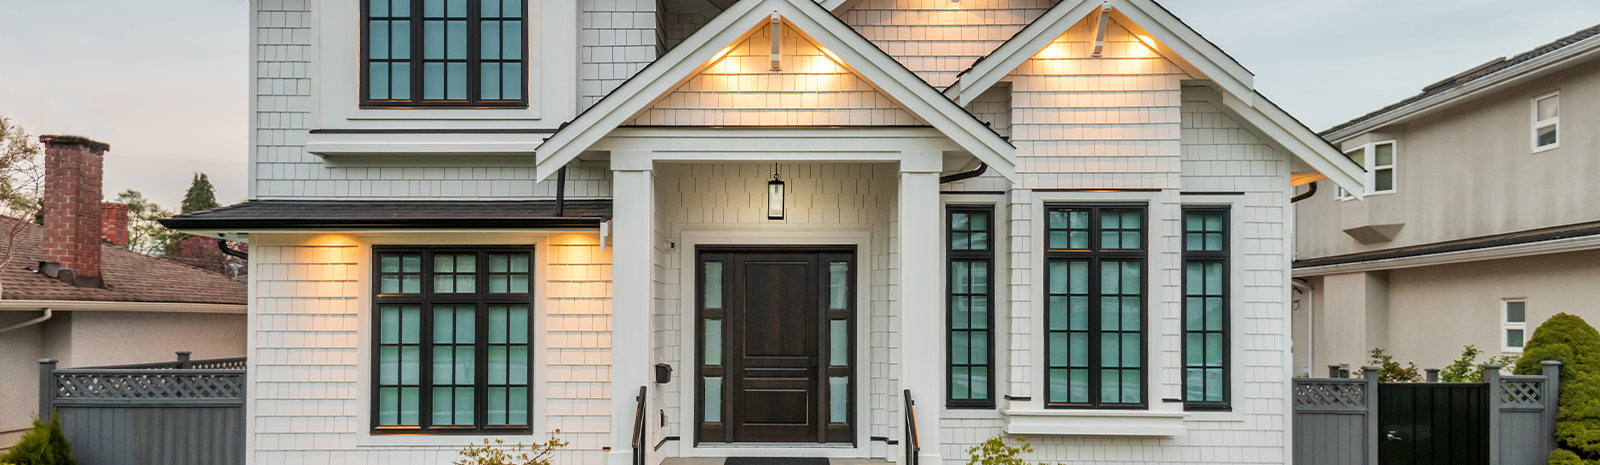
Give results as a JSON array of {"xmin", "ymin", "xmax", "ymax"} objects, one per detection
[
  {"xmin": 0, "ymin": 300, "xmax": 245, "ymax": 314},
  {"xmin": 0, "ymin": 308, "xmax": 51, "ymax": 335}
]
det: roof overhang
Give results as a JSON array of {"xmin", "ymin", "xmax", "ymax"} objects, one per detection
[
  {"xmin": 1294, "ymin": 220, "xmax": 1600, "ymax": 276},
  {"xmin": 160, "ymin": 200, "xmax": 611, "ymax": 235},
  {"xmin": 533, "ymin": 0, "xmax": 1016, "ymax": 182},
  {"xmin": 1320, "ymin": 35, "xmax": 1600, "ymax": 143},
  {"xmin": 0, "ymin": 300, "xmax": 246, "ymax": 314}
]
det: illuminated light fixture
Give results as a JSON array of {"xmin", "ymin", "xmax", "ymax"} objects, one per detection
[
  {"xmin": 770, "ymin": 12, "xmax": 782, "ymax": 71},
  {"xmin": 1090, "ymin": 4, "xmax": 1111, "ymax": 57},
  {"xmin": 767, "ymin": 164, "xmax": 786, "ymax": 220}
]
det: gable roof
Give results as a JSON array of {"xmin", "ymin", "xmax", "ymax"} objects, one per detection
[
  {"xmin": 534, "ymin": 0, "xmax": 1017, "ymax": 182},
  {"xmin": 0, "ymin": 217, "xmax": 246, "ymax": 305},
  {"xmin": 939, "ymin": 0, "xmax": 1367, "ymax": 198},
  {"xmin": 1321, "ymin": 23, "xmax": 1600, "ymax": 141}
]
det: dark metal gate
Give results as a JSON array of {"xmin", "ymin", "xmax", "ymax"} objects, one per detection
[
  {"xmin": 38, "ymin": 353, "xmax": 246, "ymax": 465},
  {"xmin": 1377, "ymin": 382, "xmax": 1490, "ymax": 465}
]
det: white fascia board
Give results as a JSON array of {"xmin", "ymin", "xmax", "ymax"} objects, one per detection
[
  {"xmin": 1293, "ymin": 233, "xmax": 1600, "ymax": 277},
  {"xmin": 949, "ymin": 0, "xmax": 1256, "ymax": 108},
  {"xmin": 0, "ymin": 300, "xmax": 247, "ymax": 314},
  {"xmin": 818, "ymin": 0, "xmax": 862, "ymax": 11},
  {"xmin": 1321, "ymin": 38, "xmax": 1600, "ymax": 143},
  {"xmin": 596, "ymin": 127, "xmax": 964, "ymax": 156},
  {"xmin": 534, "ymin": 0, "xmax": 1016, "ymax": 182},
  {"xmin": 1193, "ymin": 87, "xmax": 1367, "ymax": 198}
]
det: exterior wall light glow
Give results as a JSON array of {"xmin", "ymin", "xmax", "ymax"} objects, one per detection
[{"xmin": 768, "ymin": 167, "xmax": 786, "ymax": 220}]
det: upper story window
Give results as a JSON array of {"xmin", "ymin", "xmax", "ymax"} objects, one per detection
[
  {"xmin": 364, "ymin": 0, "xmax": 528, "ymax": 108},
  {"xmin": 1503, "ymin": 300, "xmax": 1527, "ymax": 353},
  {"xmin": 1534, "ymin": 92, "xmax": 1559, "ymax": 152},
  {"xmin": 373, "ymin": 247, "xmax": 535, "ymax": 434},
  {"xmin": 1337, "ymin": 141, "xmax": 1397, "ymax": 199},
  {"xmin": 1044, "ymin": 205, "xmax": 1146, "ymax": 409}
]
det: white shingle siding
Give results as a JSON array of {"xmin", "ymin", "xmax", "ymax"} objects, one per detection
[
  {"xmin": 837, "ymin": 0, "xmax": 1060, "ymax": 88},
  {"xmin": 628, "ymin": 23, "xmax": 928, "ymax": 127},
  {"xmin": 545, "ymin": 243, "xmax": 616, "ymax": 465},
  {"xmin": 581, "ymin": 0, "xmax": 661, "ymax": 111}
]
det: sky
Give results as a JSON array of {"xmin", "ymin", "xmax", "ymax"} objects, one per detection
[{"xmin": 1, "ymin": 0, "xmax": 1598, "ymax": 208}]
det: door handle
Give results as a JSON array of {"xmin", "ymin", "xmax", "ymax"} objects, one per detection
[{"xmin": 1386, "ymin": 431, "xmax": 1402, "ymax": 441}]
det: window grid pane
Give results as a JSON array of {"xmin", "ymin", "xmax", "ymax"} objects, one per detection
[
  {"xmin": 486, "ymin": 305, "xmax": 530, "ymax": 426},
  {"xmin": 377, "ymin": 305, "xmax": 422, "ymax": 426},
  {"xmin": 1182, "ymin": 207, "xmax": 1229, "ymax": 409},
  {"xmin": 1046, "ymin": 205, "xmax": 1146, "ymax": 408},
  {"xmin": 949, "ymin": 207, "xmax": 995, "ymax": 406},
  {"xmin": 365, "ymin": 0, "xmax": 526, "ymax": 106}
]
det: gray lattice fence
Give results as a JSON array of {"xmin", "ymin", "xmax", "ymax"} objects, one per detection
[
  {"xmin": 1493, "ymin": 362, "xmax": 1561, "ymax": 465},
  {"xmin": 39, "ymin": 359, "xmax": 245, "ymax": 465}
]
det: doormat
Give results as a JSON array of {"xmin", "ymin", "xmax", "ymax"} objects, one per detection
[{"xmin": 725, "ymin": 457, "xmax": 830, "ymax": 465}]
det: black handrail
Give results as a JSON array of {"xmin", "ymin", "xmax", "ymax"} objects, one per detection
[
  {"xmin": 904, "ymin": 389, "xmax": 919, "ymax": 465},
  {"xmin": 632, "ymin": 386, "xmax": 647, "ymax": 465}
]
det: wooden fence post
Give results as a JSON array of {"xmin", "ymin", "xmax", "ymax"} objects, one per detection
[
  {"xmin": 1329, "ymin": 365, "xmax": 1342, "ymax": 378},
  {"xmin": 1485, "ymin": 364, "xmax": 1502, "ymax": 465},
  {"xmin": 1364, "ymin": 366, "xmax": 1379, "ymax": 465},
  {"xmin": 1425, "ymin": 368, "xmax": 1439, "ymax": 383},
  {"xmin": 38, "ymin": 359, "xmax": 56, "ymax": 418},
  {"xmin": 177, "ymin": 351, "xmax": 193, "ymax": 369},
  {"xmin": 1543, "ymin": 361, "xmax": 1563, "ymax": 457}
]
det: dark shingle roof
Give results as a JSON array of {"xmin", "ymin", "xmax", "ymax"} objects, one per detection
[
  {"xmin": 1293, "ymin": 219, "xmax": 1600, "ymax": 270},
  {"xmin": 1321, "ymin": 23, "xmax": 1600, "ymax": 137},
  {"xmin": 160, "ymin": 200, "xmax": 612, "ymax": 230},
  {"xmin": 0, "ymin": 217, "xmax": 246, "ymax": 304}
]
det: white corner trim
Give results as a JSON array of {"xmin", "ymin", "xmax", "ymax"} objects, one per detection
[
  {"xmin": 1001, "ymin": 409, "xmax": 1189, "ymax": 437},
  {"xmin": 0, "ymin": 300, "xmax": 247, "ymax": 314},
  {"xmin": 1292, "ymin": 232, "xmax": 1600, "ymax": 277}
]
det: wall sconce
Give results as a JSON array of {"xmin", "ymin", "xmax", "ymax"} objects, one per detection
[{"xmin": 767, "ymin": 166, "xmax": 785, "ymax": 220}]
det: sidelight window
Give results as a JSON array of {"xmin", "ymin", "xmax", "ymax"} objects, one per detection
[
  {"xmin": 1503, "ymin": 300, "xmax": 1527, "ymax": 353},
  {"xmin": 1044, "ymin": 205, "xmax": 1146, "ymax": 409},
  {"xmin": 1182, "ymin": 207, "xmax": 1229, "ymax": 410},
  {"xmin": 373, "ymin": 247, "xmax": 534, "ymax": 434},
  {"xmin": 947, "ymin": 206, "xmax": 995, "ymax": 408},
  {"xmin": 363, "ymin": 0, "xmax": 528, "ymax": 107}
]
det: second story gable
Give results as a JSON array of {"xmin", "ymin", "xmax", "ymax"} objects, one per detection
[{"xmin": 1297, "ymin": 24, "xmax": 1600, "ymax": 261}]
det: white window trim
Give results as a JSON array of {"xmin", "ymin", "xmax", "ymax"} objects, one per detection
[
  {"xmin": 1533, "ymin": 91, "xmax": 1560, "ymax": 153},
  {"xmin": 1337, "ymin": 140, "xmax": 1398, "ymax": 200},
  {"xmin": 1502, "ymin": 299, "xmax": 1528, "ymax": 354}
]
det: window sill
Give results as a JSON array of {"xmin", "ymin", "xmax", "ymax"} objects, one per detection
[
  {"xmin": 356, "ymin": 433, "xmax": 537, "ymax": 448},
  {"xmin": 305, "ymin": 130, "xmax": 546, "ymax": 158},
  {"xmin": 1533, "ymin": 143, "xmax": 1560, "ymax": 154},
  {"xmin": 1000, "ymin": 409, "xmax": 1188, "ymax": 437}
]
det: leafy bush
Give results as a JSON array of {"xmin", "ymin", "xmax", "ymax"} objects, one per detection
[
  {"xmin": 1441, "ymin": 345, "xmax": 1522, "ymax": 383},
  {"xmin": 1512, "ymin": 313, "xmax": 1600, "ymax": 463},
  {"xmin": 454, "ymin": 429, "xmax": 567, "ymax": 465},
  {"xmin": 966, "ymin": 435, "xmax": 1033, "ymax": 465},
  {"xmin": 1364, "ymin": 348, "xmax": 1422, "ymax": 383},
  {"xmin": 0, "ymin": 414, "xmax": 77, "ymax": 465}
]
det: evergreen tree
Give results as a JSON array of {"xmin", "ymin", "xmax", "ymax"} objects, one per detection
[
  {"xmin": 1515, "ymin": 313, "xmax": 1600, "ymax": 464},
  {"xmin": 180, "ymin": 173, "xmax": 220, "ymax": 214},
  {"xmin": 0, "ymin": 413, "xmax": 78, "ymax": 465}
]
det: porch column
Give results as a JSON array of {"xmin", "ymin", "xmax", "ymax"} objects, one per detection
[
  {"xmin": 610, "ymin": 151, "xmax": 654, "ymax": 465},
  {"xmin": 899, "ymin": 151, "xmax": 943, "ymax": 464}
]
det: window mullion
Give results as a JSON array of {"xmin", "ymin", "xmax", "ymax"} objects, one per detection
[{"xmin": 467, "ymin": 0, "xmax": 481, "ymax": 105}]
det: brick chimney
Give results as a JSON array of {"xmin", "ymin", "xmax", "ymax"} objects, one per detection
[
  {"xmin": 39, "ymin": 135, "xmax": 109, "ymax": 288},
  {"xmin": 101, "ymin": 203, "xmax": 129, "ymax": 246}
]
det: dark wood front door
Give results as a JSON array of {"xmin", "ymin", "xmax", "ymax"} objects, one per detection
[{"xmin": 697, "ymin": 247, "xmax": 855, "ymax": 444}]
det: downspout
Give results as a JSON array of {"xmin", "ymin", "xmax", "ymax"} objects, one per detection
[
  {"xmin": 0, "ymin": 308, "xmax": 52, "ymax": 335},
  {"xmin": 218, "ymin": 239, "xmax": 249, "ymax": 260},
  {"xmin": 1290, "ymin": 181, "xmax": 1318, "ymax": 203},
  {"xmin": 939, "ymin": 163, "xmax": 988, "ymax": 184},
  {"xmin": 556, "ymin": 166, "xmax": 568, "ymax": 217},
  {"xmin": 1292, "ymin": 279, "xmax": 1313, "ymax": 375}
]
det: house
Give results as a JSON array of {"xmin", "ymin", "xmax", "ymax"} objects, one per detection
[
  {"xmin": 0, "ymin": 136, "xmax": 249, "ymax": 449},
  {"xmin": 161, "ymin": 0, "xmax": 1366, "ymax": 464},
  {"xmin": 1291, "ymin": 23, "xmax": 1600, "ymax": 374}
]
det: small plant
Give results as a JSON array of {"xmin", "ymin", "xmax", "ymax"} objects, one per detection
[
  {"xmin": 1364, "ymin": 348, "xmax": 1422, "ymax": 383},
  {"xmin": 1440, "ymin": 345, "xmax": 1522, "ymax": 382},
  {"xmin": 454, "ymin": 429, "xmax": 567, "ymax": 465},
  {"xmin": 0, "ymin": 413, "xmax": 77, "ymax": 465},
  {"xmin": 967, "ymin": 435, "xmax": 1033, "ymax": 465}
]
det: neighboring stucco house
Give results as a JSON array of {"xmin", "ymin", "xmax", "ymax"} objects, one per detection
[
  {"xmin": 163, "ymin": 0, "xmax": 1366, "ymax": 464},
  {"xmin": 0, "ymin": 136, "xmax": 249, "ymax": 449},
  {"xmin": 1292, "ymin": 24, "xmax": 1600, "ymax": 374}
]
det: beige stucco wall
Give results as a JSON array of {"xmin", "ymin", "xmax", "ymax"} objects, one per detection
[
  {"xmin": 1297, "ymin": 58, "xmax": 1600, "ymax": 260},
  {"xmin": 1294, "ymin": 249, "xmax": 1600, "ymax": 372},
  {"xmin": 0, "ymin": 312, "xmax": 44, "ymax": 450}
]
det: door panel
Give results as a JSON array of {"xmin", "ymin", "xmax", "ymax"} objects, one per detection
[
  {"xmin": 696, "ymin": 248, "xmax": 855, "ymax": 445},
  {"xmin": 1377, "ymin": 383, "xmax": 1488, "ymax": 465}
]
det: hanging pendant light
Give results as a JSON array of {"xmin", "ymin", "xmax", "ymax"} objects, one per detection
[{"xmin": 767, "ymin": 164, "xmax": 786, "ymax": 220}]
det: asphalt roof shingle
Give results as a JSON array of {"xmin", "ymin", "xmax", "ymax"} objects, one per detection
[{"xmin": 0, "ymin": 217, "xmax": 247, "ymax": 305}]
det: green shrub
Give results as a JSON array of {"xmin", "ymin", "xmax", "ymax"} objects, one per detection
[
  {"xmin": 0, "ymin": 414, "xmax": 77, "ymax": 465},
  {"xmin": 1442, "ymin": 345, "xmax": 1523, "ymax": 383},
  {"xmin": 1365, "ymin": 348, "xmax": 1422, "ymax": 382},
  {"xmin": 1514, "ymin": 313, "xmax": 1600, "ymax": 461},
  {"xmin": 453, "ymin": 429, "xmax": 566, "ymax": 465},
  {"xmin": 966, "ymin": 435, "xmax": 1033, "ymax": 465}
]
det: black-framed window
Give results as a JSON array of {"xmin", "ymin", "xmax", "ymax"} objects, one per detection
[
  {"xmin": 1182, "ymin": 207, "xmax": 1229, "ymax": 410},
  {"xmin": 948, "ymin": 206, "xmax": 995, "ymax": 408},
  {"xmin": 363, "ymin": 0, "xmax": 529, "ymax": 108},
  {"xmin": 1044, "ymin": 205, "xmax": 1146, "ymax": 409},
  {"xmin": 373, "ymin": 247, "xmax": 534, "ymax": 434}
]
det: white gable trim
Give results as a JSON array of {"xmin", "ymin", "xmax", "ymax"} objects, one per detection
[{"xmin": 534, "ymin": 0, "xmax": 1017, "ymax": 182}]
